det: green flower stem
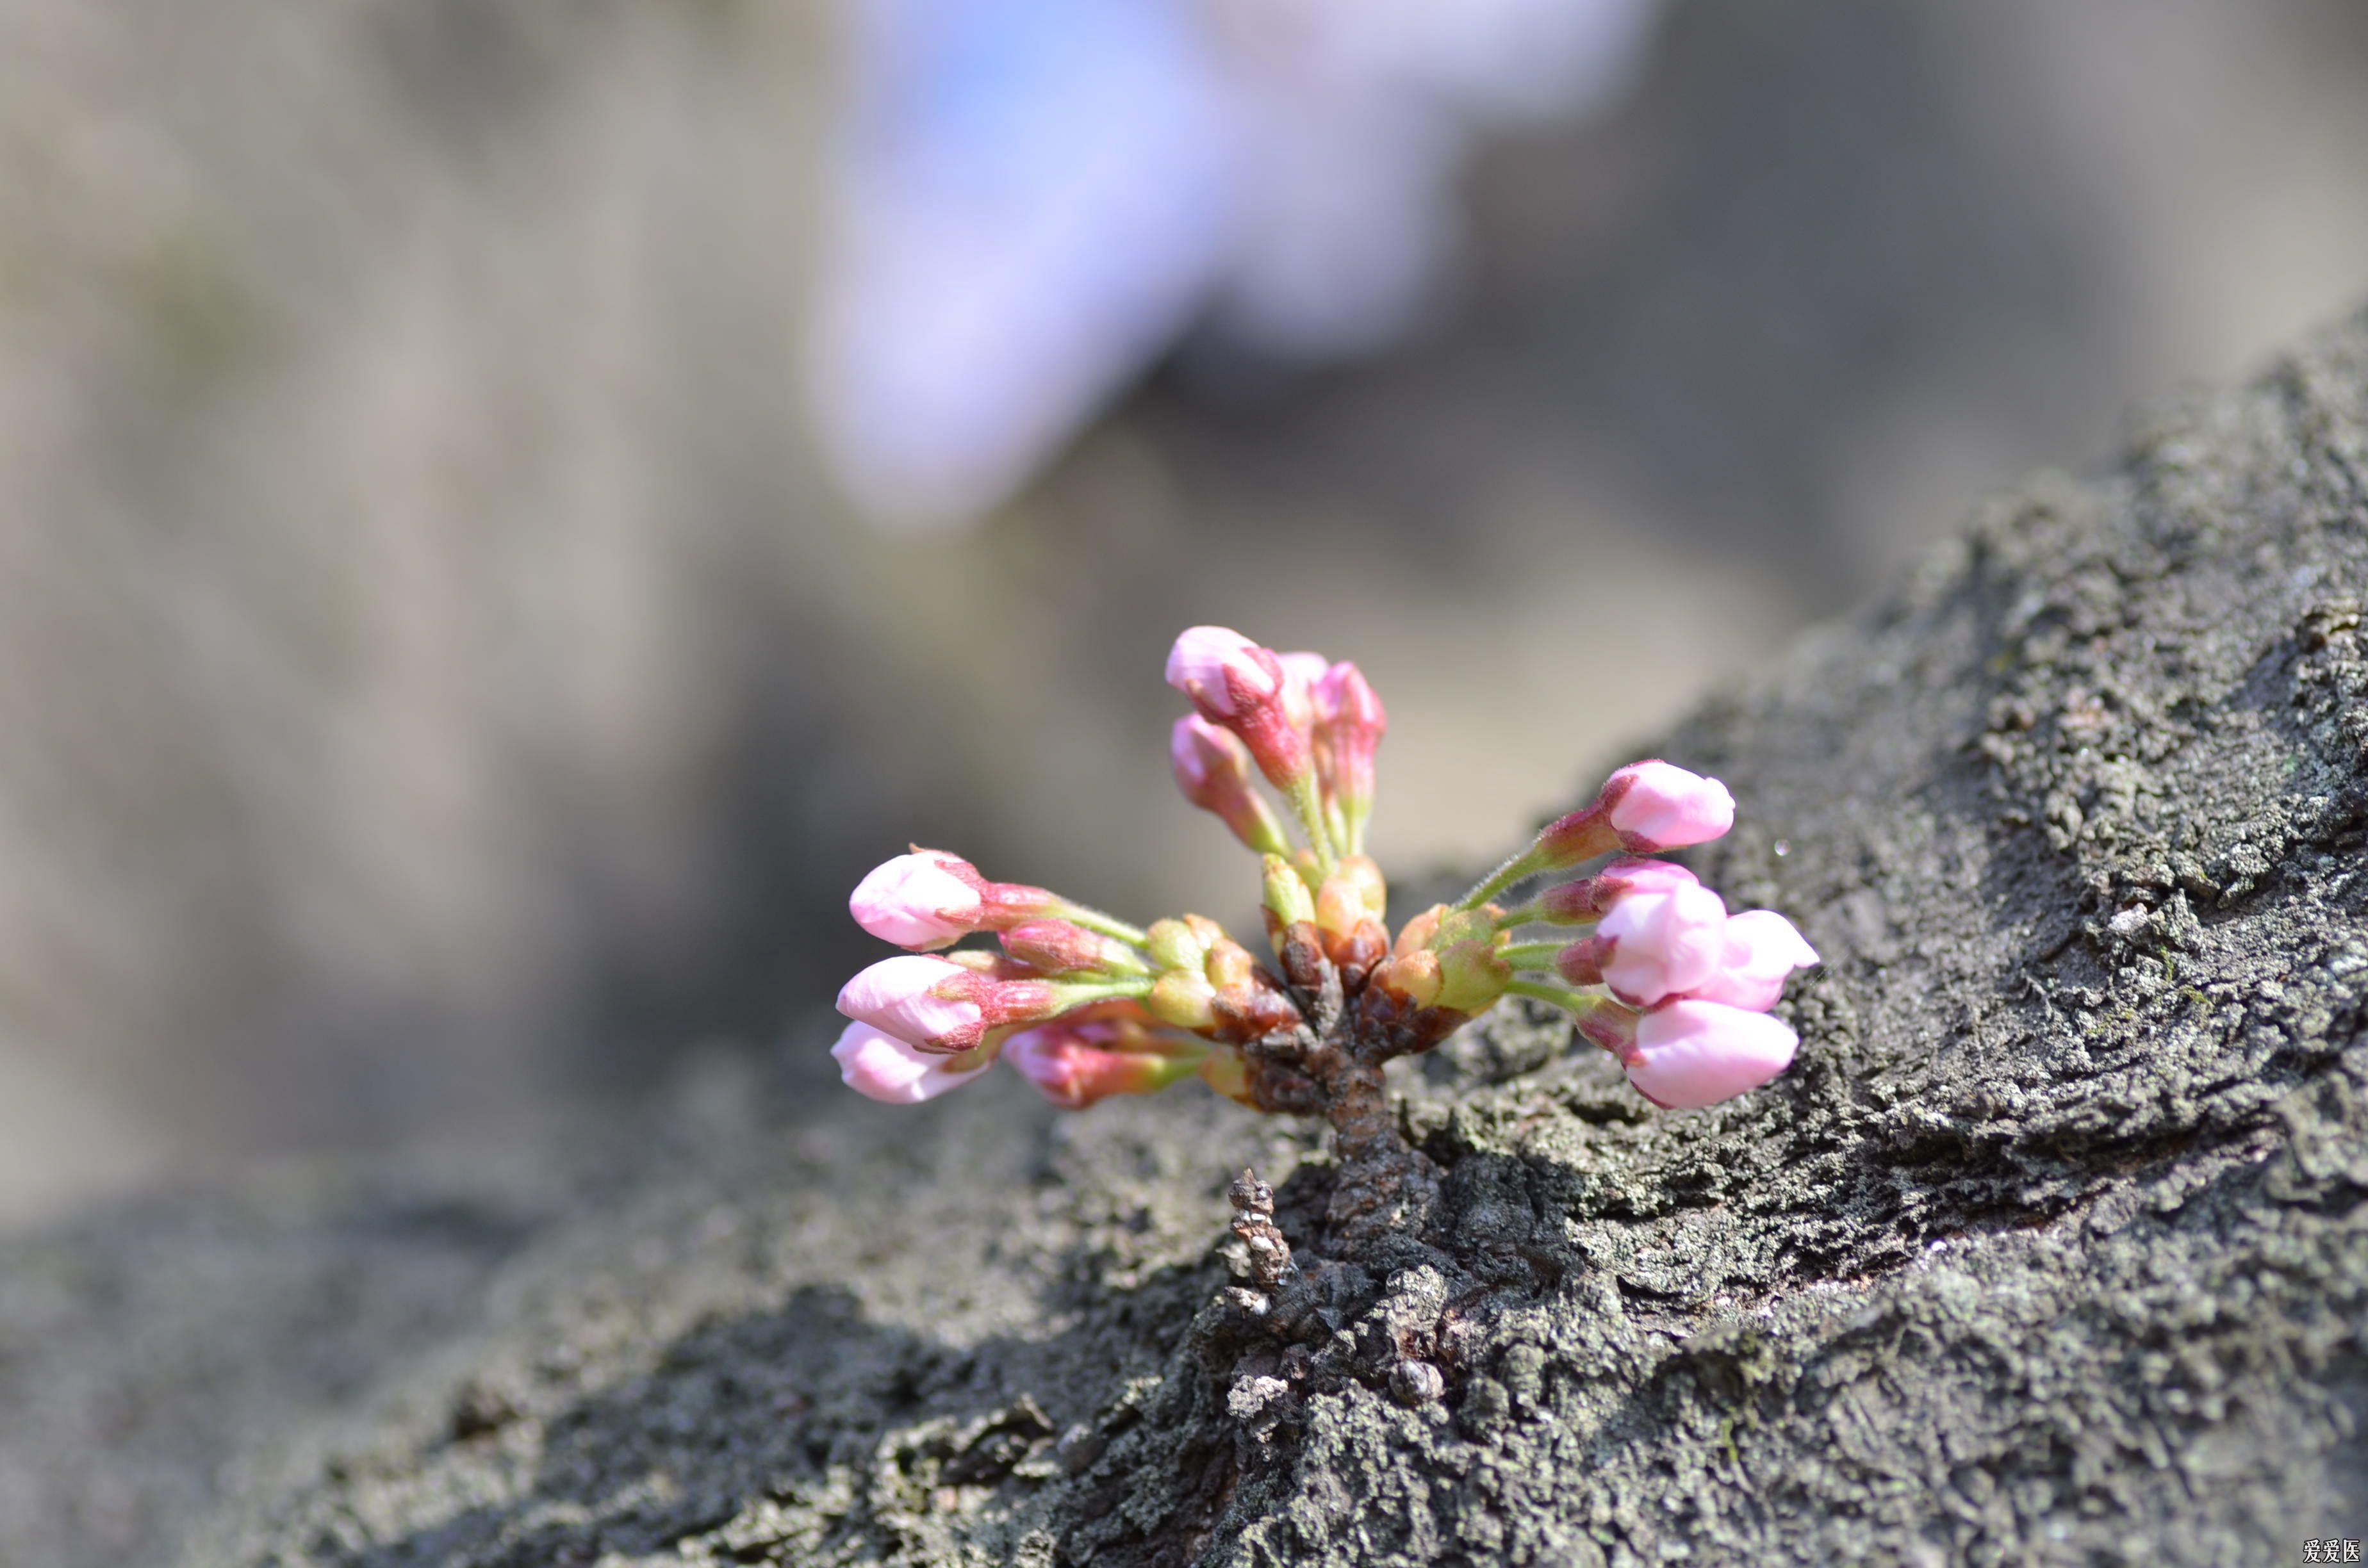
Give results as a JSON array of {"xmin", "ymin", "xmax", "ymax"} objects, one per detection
[
  {"xmin": 1242, "ymin": 800, "xmax": 1294, "ymax": 860},
  {"xmin": 1493, "ymin": 899, "xmax": 1598, "ymax": 931},
  {"xmin": 1042, "ymin": 977, "xmax": 1154, "ymax": 1013},
  {"xmin": 1285, "ymin": 774, "xmax": 1340, "ymax": 880},
  {"xmin": 1503, "ymin": 977, "xmax": 1604, "ymax": 1015},
  {"xmin": 1054, "ymin": 902, "xmax": 1151, "ymax": 948},
  {"xmin": 1497, "ymin": 941, "xmax": 1571, "ymax": 972},
  {"xmin": 1456, "ymin": 842, "xmax": 1547, "ymax": 911}
]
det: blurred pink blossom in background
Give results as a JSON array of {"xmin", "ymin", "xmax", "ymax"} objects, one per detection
[{"xmin": 806, "ymin": 0, "xmax": 1661, "ymax": 528}]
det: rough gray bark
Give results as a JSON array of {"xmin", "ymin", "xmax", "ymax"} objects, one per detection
[{"xmin": 141, "ymin": 304, "xmax": 2368, "ymax": 1562}]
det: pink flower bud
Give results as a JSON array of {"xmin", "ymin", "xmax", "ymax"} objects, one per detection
[
  {"xmin": 1276, "ymin": 650, "xmax": 1329, "ymax": 735},
  {"xmin": 1599, "ymin": 760, "xmax": 1734, "ymax": 852},
  {"xmin": 837, "ymin": 954, "xmax": 987, "ymax": 1051},
  {"xmin": 1624, "ymin": 1000, "xmax": 1798, "ymax": 1109},
  {"xmin": 1170, "ymin": 716, "xmax": 1288, "ymax": 854},
  {"xmin": 1540, "ymin": 857, "xmax": 1700, "ymax": 922},
  {"xmin": 1582, "ymin": 884, "xmax": 1730, "ymax": 1007},
  {"xmin": 1164, "ymin": 626, "xmax": 1308, "ymax": 787},
  {"xmin": 998, "ymin": 918, "xmax": 1143, "ymax": 976},
  {"xmin": 831, "ymin": 1021, "xmax": 991, "ymax": 1105},
  {"xmin": 1681, "ymin": 911, "xmax": 1821, "ymax": 1011},
  {"xmin": 1312, "ymin": 661, "xmax": 1385, "ymax": 827},
  {"xmin": 1165, "ymin": 626, "xmax": 1283, "ymax": 719},
  {"xmin": 1005, "ymin": 1022, "xmax": 1201, "ymax": 1109},
  {"xmin": 850, "ymin": 849, "xmax": 987, "ymax": 950}
]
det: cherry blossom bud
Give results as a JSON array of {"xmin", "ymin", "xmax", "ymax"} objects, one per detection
[
  {"xmin": 1145, "ymin": 915, "xmax": 1219, "ymax": 974},
  {"xmin": 1276, "ymin": 650, "xmax": 1328, "ymax": 736},
  {"xmin": 831, "ymin": 1021, "xmax": 992, "ymax": 1105},
  {"xmin": 1262, "ymin": 855, "xmax": 1317, "ymax": 930},
  {"xmin": 1147, "ymin": 968, "xmax": 1219, "ymax": 1031},
  {"xmin": 1312, "ymin": 661, "xmax": 1386, "ymax": 845},
  {"xmin": 849, "ymin": 849, "xmax": 985, "ymax": 950},
  {"xmin": 1335, "ymin": 853, "xmax": 1387, "ymax": 918},
  {"xmin": 1313, "ymin": 856, "xmax": 1389, "ymax": 983},
  {"xmin": 1167, "ymin": 626, "xmax": 1280, "ymax": 716},
  {"xmin": 1403, "ymin": 906, "xmax": 1508, "ymax": 1014},
  {"xmin": 1624, "ymin": 1000, "xmax": 1799, "ymax": 1109},
  {"xmin": 1005, "ymin": 1023, "xmax": 1205, "ymax": 1109},
  {"xmin": 1434, "ymin": 933, "xmax": 1511, "ymax": 1015},
  {"xmin": 837, "ymin": 952, "xmax": 1103, "ymax": 1052},
  {"xmin": 1561, "ymin": 885, "xmax": 1730, "ymax": 1008},
  {"xmin": 998, "ymin": 919, "xmax": 1148, "ymax": 977},
  {"xmin": 1205, "ymin": 935, "xmax": 1256, "ymax": 994},
  {"xmin": 837, "ymin": 954, "xmax": 983, "ymax": 1051},
  {"xmin": 1392, "ymin": 904, "xmax": 1444, "ymax": 956},
  {"xmin": 1599, "ymin": 760, "xmax": 1734, "ymax": 852},
  {"xmin": 1165, "ymin": 626, "xmax": 1310, "ymax": 787},
  {"xmin": 1533, "ymin": 762, "xmax": 1734, "ymax": 869},
  {"xmin": 1262, "ymin": 854, "xmax": 1324, "ymax": 988},
  {"xmin": 1538, "ymin": 858, "xmax": 1700, "ymax": 923},
  {"xmin": 1171, "ymin": 717, "xmax": 1290, "ymax": 854},
  {"xmin": 849, "ymin": 847, "xmax": 1069, "ymax": 951},
  {"xmin": 1197, "ymin": 1049, "xmax": 1255, "ymax": 1106},
  {"xmin": 1150, "ymin": 931, "xmax": 1301, "ymax": 1043},
  {"xmin": 1572, "ymin": 999, "xmax": 1640, "ymax": 1057},
  {"xmin": 1370, "ymin": 947, "xmax": 1443, "ymax": 1008},
  {"xmin": 1681, "ymin": 911, "xmax": 1820, "ymax": 1012}
]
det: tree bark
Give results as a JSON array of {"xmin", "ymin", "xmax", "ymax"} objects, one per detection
[{"xmin": 123, "ymin": 303, "xmax": 2368, "ymax": 1563}]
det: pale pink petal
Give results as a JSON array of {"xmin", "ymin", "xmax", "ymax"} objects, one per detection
[
  {"xmin": 850, "ymin": 851, "xmax": 985, "ymax": 950},
  {"xmin": 1275, "ymin": 650, "xmax": 1329, "ymax": 731},
  {"xmin": 1165, "ymin": 626, "xmax": 1277, "ymax": 716},
  {"xmin": 832, "ymin": 1021, "xmax": 991, "ymax": 1104},
  {"xmin": 835, "ymin": 954, "xmax": 983, "ymax": 1050},
  {"xmin": 1592, "ymin": 856, "xmax": 1697, "ymax": 902},
  {"xmin": 1595, "ymin": 884, "xmax": 1729, "ymax": 1006},
  {"xmin": 1313, "ymin": 661, "xmax": 1385, "ymax": 735},
  {"xmin": 1626, "ymin": 1000, "xmax": 1798, "ymax": 1109},
  {"xmin": 1684, "ymin": 910, "xmax": 1820, "ymax": 1011},
  {"xmin": 1602, "ymin": 760, "xmax": 1734, "ymax": 851}
]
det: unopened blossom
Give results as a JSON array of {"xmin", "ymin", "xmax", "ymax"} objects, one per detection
[
  {"xmin": 1262, "ymin": 853, "xmax": 1324, "ymax": 988},
  {"xmin": 850, "ymin": 847, "xmax": 1071, "ymax": 951},
  {"xmin": 1558, "ymin": 884, "xmax": 1729, "ymax": 1007},
  {"xmin": 1006, "ymin": 1019, "xmax": 1206, "ymax": 1108},
  {"xmin": 1171, "ymin": 715, "xmax": 1290, "ymax": 854},
  {"xmin": 1681, "ymin": 910, "xmax": 1820, "ymax": 1012},
  {"xmin": 849, "ymin": 849, "xmax": 984, "ymax": 949},
  {"xmin": 1312, "ymin": 661, "xmax": 1386, "ymax": 849},
  {"xmin": 1599, "ymin": 760, "xmax": 1735, "ymax": 853},
  {"xmin": 837, "ymin": 954, "xmax": 991, "ymax": 1052},
  {"xmin": 1276, "ymin": 650, "xmax": 1329, "ymax": 737},
  {"xmin": 832, "ymin": 1021, "xmax": 993, "ymax": 1104},
  {"xmin": 1166, "ymin": 626, "xmax": 1312, "ymax": 788},
  {"xmin": 837, "ymin": 952, "xmax": 1136, "ymax": 1054},
  {"xmin": 999, "ymin": 918, "xmax": 1148, "ymax": 976},
  {"xmin": 1624, "ymin": 1000, "xmax": 1799, "ymax": 1109},
  {"xmin": 1538, "ymin": 856, "xmax": 1699, "ymax": 922},
  {"xmin": 1530, "ymin": 760, "xmax": 1734, "ymax": 869},
  {"xmin": 1167, "ymin": 626, "xmax": 1282, "ymax": 717},
  {"xmin": 1145, "ymin": 912, "xmax": 1226, "ymax": 973}
]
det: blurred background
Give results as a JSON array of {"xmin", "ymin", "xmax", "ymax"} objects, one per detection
[{"xmin": 1, "ymin": 0, "xmax": 2365, "ymax": 1225}]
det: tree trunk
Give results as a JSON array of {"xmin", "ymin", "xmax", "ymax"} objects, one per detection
[{"xmin": 126, "ymin": 304, "xmax": 2368, "ymax": 1563}]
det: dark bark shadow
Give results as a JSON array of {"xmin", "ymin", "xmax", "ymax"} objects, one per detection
[{"xmin": 344, "ymin": 1252, "xmax": 1225, "ymax": 1568}]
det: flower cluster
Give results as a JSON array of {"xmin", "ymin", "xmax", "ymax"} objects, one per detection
[{"xmin": 832, "ymin": 626, "xmax": 1816, "ymax": 1117}]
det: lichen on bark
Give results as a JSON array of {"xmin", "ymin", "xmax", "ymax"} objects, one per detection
[{"xmin": 185, "ymin": 306, "xmax": 2368, "ymax": 1566}]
